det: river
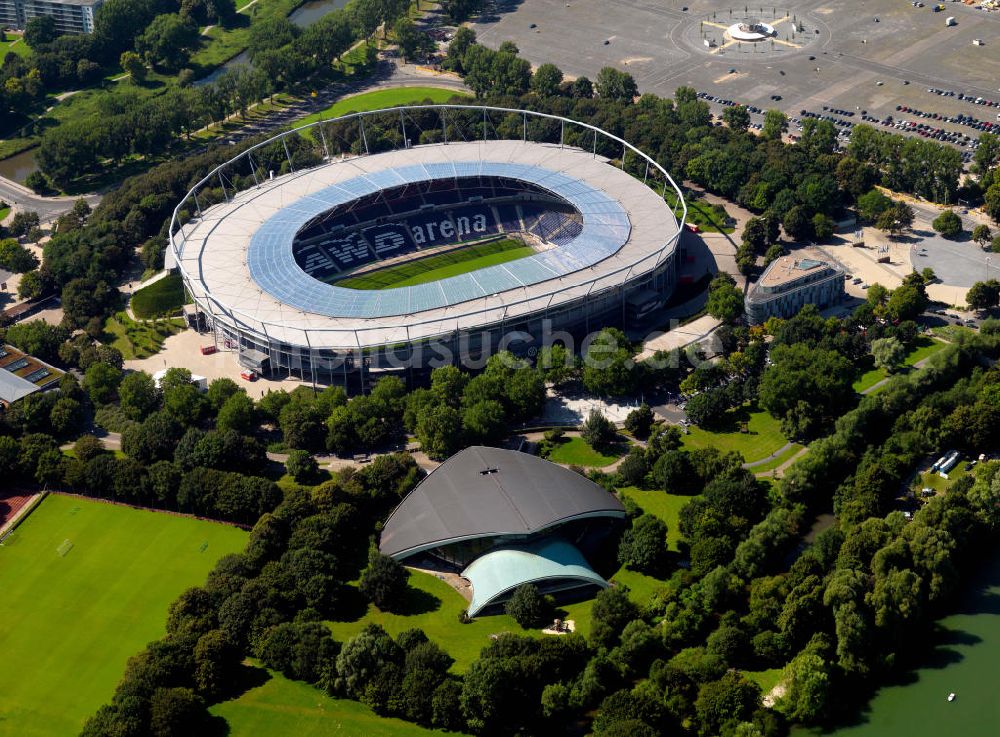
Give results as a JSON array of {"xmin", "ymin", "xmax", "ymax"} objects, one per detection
[
  {"xmin": 0, "ymin": 147, "xmax": 37, "ymax": 185},
  {"xmin": 794, "ymin": 550, "xmax": 1000, "ymax": 737},
  {"xmin": 195, "ymin": 0, "xmax": 352, "ymax": 85}
]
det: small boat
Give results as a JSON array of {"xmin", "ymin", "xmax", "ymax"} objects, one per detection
[{"xmin": 948, "ymin": 693, "xmax": 956, "ymax": 702}]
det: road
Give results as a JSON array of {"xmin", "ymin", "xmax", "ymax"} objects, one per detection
[{"xmin": 0, "ymin": 175, "xmax": 99, "ymax": 222}]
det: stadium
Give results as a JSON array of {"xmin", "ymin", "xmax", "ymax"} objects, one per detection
[{"xmin": 168, "ymin": 105, "xmax": 686, "ymax": 387}]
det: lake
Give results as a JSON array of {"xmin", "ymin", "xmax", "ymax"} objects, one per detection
[
  {"xmin": 0, "ymin": 147, "xmax": 37, "ymax": 184},
  {"xmin": 794, "ymin": 551, "xmax": 1000, "ymax": 737}
]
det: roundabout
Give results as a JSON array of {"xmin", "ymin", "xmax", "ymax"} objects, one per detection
[{"xmin": 684, "ymin": 8, "xmax": 824, "ymax": 58}]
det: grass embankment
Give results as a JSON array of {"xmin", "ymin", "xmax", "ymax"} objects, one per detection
[
  {"xmin": 336, "ymin": 239, "xmax": 533, "ymax": 289},
  {"xmin": 616, "ymin": 486, "xmax": 691, "ymax": 552},
  {"xmin": 327, "ymin": 569, "xmax": 595, "ymax": 673},
  {"xmin": 0, "ymin": 494, "xmax": 246, "ymax": 737},
  {"xmin": 296, "ymin": 86, "xmax": 471, "ymax": 131},
  {"xmin": 664, "ymin": 190, "xmax": 734, "ymax": 233},
  {"xmin": 852, "ymin": 337, "xmax": 948, "ymax": 394},
  {"xmin": 0, "ymin": 35, "xmax": 30, "ymax": 59},
  {"xmin": 104, "ymin": 312, "xmax": 185, "ymax": 359},
  {"xmin": 545, "ymin": 436, "xmax": 623, "ymax": 467},
  {"xmin": 0, "ymin": 206, "xmax": 10, "ymax": 222},
  {"xmin": 211, "ymin": 667, "xmax": 459, "ymax": 737},
  {"xmin": 130, "ymin": 273, "xmax": 187, "ymax": 318},
  {"xmin": 680, "ymin": 404, "xmax": 789, "ymax": 463}
]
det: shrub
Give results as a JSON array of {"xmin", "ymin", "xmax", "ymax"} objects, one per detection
[{"xmin": 504, "ymin": 584, "xmax": 549, "ymax": 628}]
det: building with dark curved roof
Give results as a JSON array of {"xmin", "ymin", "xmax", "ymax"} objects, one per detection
[{"xmin": 379, "ymin": 446, "xmax": 625, "ymax": 616}]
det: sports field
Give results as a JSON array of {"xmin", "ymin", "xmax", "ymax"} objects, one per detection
[
  {"xmin": 211, "ymin": 667, "xmax": 459, "ymax": 737},
  {"xmin": 0, "ymin": 494, "xmax": 247, "ymax": 737},
  {"xmin": 335, "ymin": 239, "xmax": 534, "ymax": 290}
]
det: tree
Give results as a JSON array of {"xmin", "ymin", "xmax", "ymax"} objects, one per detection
[
  {"xmin": 217, "ymin": 392, "xmax": 256, "ymax": 435},
  {"xmin": 706, "ymin": 272, "xmax": 744, "ymax": 322},
  {"xmin": 582, "ymin": 409, "xmax": 617, "ymax": 451},
  {"xmin": 360, "ymin": 549, "xmax": 409, "ymax": 611},
  {"xmin": 582, "ymin": 328, "xmax": 635, "ymax": 396},
  {"xmin": 973, "ymin": 224, "xmax": 993, "ymax": 248},
  {"xmin": 623, "ymin": 403, "xmax": 654, "ymax": 439},
  {"xmin": 723, "ymin": 105, "xmax": 750, "ymax": 133},
  {"xmin": 778, "ymin": 646, "xmax": 832, "ymax": 723},
  {"xmin": 812, "ymin": 213, "xmax": 835, "ymax": 241},
  {"xmin": 415, "ymin": 405, "xmax": 463, "ymax": 460},
  {"xmin": 782, "ymin": 205, "xmax": 812, "ymax": 241},
  {"xmin": 876, "ymin": 203, "xmax": 915, "ymax": 236},
  {"xmin": 17, "ymin": 270, "xmax": 45, "ymax": 300},
  {"xmin": 0, "ymin": 238, "xmax": 39, "ymax": 273},
  {"xmin": 761, "ymin": 109, "xmax": 788, "ymax": 140},
  {"xmin": 931, "ymin": 210, "xmax": 963, "ymax": 239},
  {"xmin": 984, "ymin": 182, "xmax": 1000, "ymax": 225},
  {"xmin": 462, "ymin": 399, "xmax": 506, "ymax": 445},
  {"xmin": 591, "ymin": 585, "xmax": 640, "ymax": 648},
  {"xmin": 83, "ymin": 362, "xmax": 122, "ymax": 405},
  {"xmin": 694, "ymin": 672, "xmax": 761, "ymax": 736},
  {"xmin": 531, "ymin": 63, "xmax": 563, "ymax": 97},
  {"xmin": 7, "ymin": 210, "xmax": 39, "ymax": 238},
  {"xmin": 285, "ymin": 449, "xmax": 320, "ymax": 484},
  {"xmin": 118, "ymin": 371, "xmax": 160, "ymax": 420},
  {"xmin": 120, "ymin": 50, "xmax": 147, "ymax": 84},
  {"xmin": 504, "ymin": 583, "xmax": 549, "ymax": 628},
  {"xmin": 137, "ymin": 13, "xmax": 199, "ymax": 72},
  {"xmin": 595, "ymin": 66, "xmax": 637, "ymax": 101},
  {"xmin": 4, "ymin": 320, "xmax": 67, "ymax": 362},
  {"xmin": 618, "ymin": 514, "xmax": 668, "ymax": 574},
  {"xmin": 149, "ymin": 687, "xmax": 207, "ymax": 737},
  {"xmin": 966, "ymin": 279, "xmax": 1000, "ymax": 311},
  {"xmin": 871, "ymin": 336, "xmax": 906, "ymax": 373},
  {"xmin": 24, "ymin": 15, "xmax": 58, "ymax": 47},
  {"xmin": 73, "ymin": 434, "xmax": 105, "ymax": 462}
]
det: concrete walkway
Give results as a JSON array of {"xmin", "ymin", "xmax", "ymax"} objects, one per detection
[{"xmin": 743, "ymin": 441, "xmax": 796, "ymax": 469}]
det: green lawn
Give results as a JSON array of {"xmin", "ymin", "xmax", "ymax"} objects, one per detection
[
  {"xmin": 914, "ymin": 462, "xmax": 970, "ymax": 494},
  {"xmin": 130, "ymin": 273, "xmax": 187, "ymax": 318},
  {"xmin": 211, "ymin": 667, "xmax": 459, "ymax": 737},
  {"xmin": 745, "ymin": 667, "xmax": 784, "ymax": 694},
  {"xmin": 663, "ymin": 190, "xmax": 734, "ymax": 234},
  {"xmin": 0, "ymin": 494, "xmax": 247, "ymax": 737},
  {"xmin": 617, "ymin": 486, "xmax": 691, "ymax": 551},
  {"xmin": 295, "ymin": 86, "xmax": 471, "ymax": 131},
  {"xmin": 104, "ymin": 312, "xmax": 185, "ymax": 359},
  {"xmin": 852, "ymin": 337, "xmax": 948, "ymax": 393},
  {"xmin": 0, "ymin": 205, "xmax": 10, "ymax": 222},
  {"xmin": 336, "ymin": 239, "xmax": 534, "ymax": 290},
  {"xmin": 0, "ymin": 35, "xmax": 30, "ymax": 59},
  {"xmin": 681, "ymin": 405, "xmax": 789, "ymax": 463},
  {"xmin": 327, "ymin": 569, "xmax": 594, "ymax": 673},
  {"xmin": 545, "ymin": 436, "xmax": 623, "ymax": 468}
]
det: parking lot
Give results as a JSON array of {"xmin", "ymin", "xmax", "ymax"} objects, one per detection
[{"xmin": 470, "ymin": 0, "xmax": 1000, "ymax": 161}]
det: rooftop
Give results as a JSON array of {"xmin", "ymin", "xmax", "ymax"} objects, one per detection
[
  {"xmin": 379, "ymin": 446, "xmax": 625, "ymax": 560},
  {"xmin": 757, "ymin": 251, "xmax": 840, "ymax": 290}
]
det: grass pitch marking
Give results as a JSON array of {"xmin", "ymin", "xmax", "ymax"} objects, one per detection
[{"xmin": 56, "ymin": 539, "xmax": 73, "ymax": 557}]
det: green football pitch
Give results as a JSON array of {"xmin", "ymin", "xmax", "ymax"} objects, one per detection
[
  {"xmin": 0, "ymin": 494, "xmax": 247, "ymax": 737},
  {"xmin": 334, "ymin": 239, "xmax": 534, "ymax": 290}
]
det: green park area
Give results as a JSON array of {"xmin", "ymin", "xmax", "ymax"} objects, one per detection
[
  {"xmin": 296, "ymin": 86, "xmax": 471, "ymax": 131},
  {"xmin": 852, "ymin": 336, "xmax": 947, "ymax": 393},
  {"xmin": 104, "ymin": 312, "xmax": 185, "ymax": 359},
  {"xmin": 336, "ymin": 239, "xmax": 533, "ymax": 290},
  {"xmin": 0, "ymin": 205, "xmax": 10, "ymax": 222},
  {"xmin": 680, "ymin": 404, "xmax": 789, "ymax": 463},
  {"xmin": 327, "ymin": 569, "xmax": 596, "ymax": 673},
  {"xmin": 0, "ymin": 494, "xmax": 246, "ymax": 737},
  {"xmin": 617, "ymin": 486, "xmax": 690, "ymax": 551},
  {"xmin": 211, "ymin": 667, "xmax": 457, "ymax": 737},
  {"xmin": 130, "ymin": 273, "xmax": 187, "ymax": 318},
  {"xmin": 545, "ymin": 435, "xmax": 623, "ymax": 467},
  {"xmin": 0, "ymin": 34, "xmax": 29, "ymax": 59}
]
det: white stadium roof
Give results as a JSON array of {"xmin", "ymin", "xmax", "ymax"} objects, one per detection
[{"xmin": 173, "ymin": 139, "xmax": 678, "ymax": 350}]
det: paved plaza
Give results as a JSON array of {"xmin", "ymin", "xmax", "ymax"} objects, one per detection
[{"xmin": 472, "ymin": 0, "xmax": 1000, "ymax": 145}]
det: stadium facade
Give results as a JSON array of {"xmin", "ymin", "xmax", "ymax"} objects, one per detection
[
  {"xmin": 379, "ymin": 446, "xmax": 625, "ymax": 617},
  {"xmin": 169, "ymin": 106, "xmax": 686, "ymax": 388}
]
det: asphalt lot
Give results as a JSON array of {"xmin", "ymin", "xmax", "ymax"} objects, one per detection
[
  {"xmin": 471, "ymin": 0, "xmax": 1000, "ymax": 153},
  {"xmin": 910, "ymin": 231, "xmax": 996, "ymax": 288}
]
